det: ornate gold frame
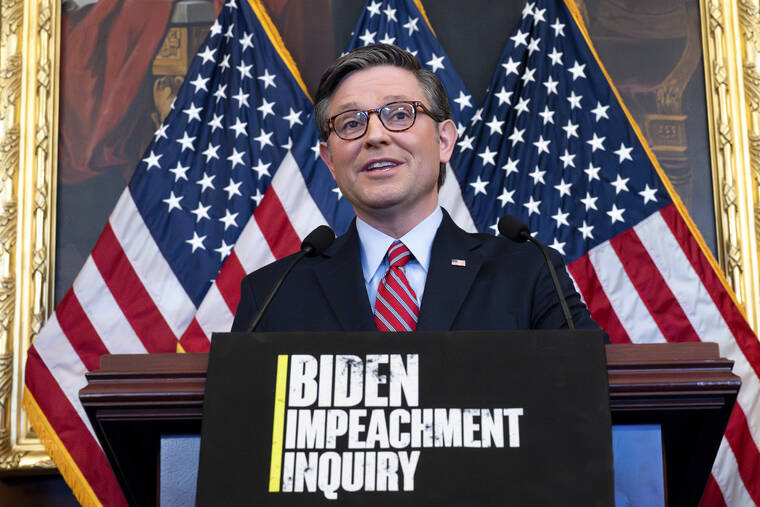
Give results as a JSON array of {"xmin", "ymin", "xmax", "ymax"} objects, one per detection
[{"xmin": 0, "ymin": 0, "xmax": 757, "ymax": 475}]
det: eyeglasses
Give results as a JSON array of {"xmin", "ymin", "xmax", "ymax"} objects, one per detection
[{"xmin": 327, "ymin": 101, "xmax": 432, "ymax": 140}]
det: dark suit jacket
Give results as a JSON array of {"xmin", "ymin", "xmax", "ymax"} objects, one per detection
[{"xmin": 231, "ymin": 211, "xmax": 597, "ymax": 332}]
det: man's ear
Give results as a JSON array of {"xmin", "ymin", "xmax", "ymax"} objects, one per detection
[
  {"xmin": 319, "ymin": 141, "xmax": 336, "ymax": 179},
  {"xmin": 437, "ymin": 119, "xmax": 458, "ymax": 164}
]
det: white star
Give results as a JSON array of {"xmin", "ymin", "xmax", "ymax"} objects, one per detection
[
  {"xmin": 258, "ymin": 69, "xmax": 277, "ymax": 88},
  {"xmin": 153, "ymin": 124, "xmax": 168, "ymax": 141},
  {"xmin": 552, "ymin": 208, "xmax": 570, "ymax": 227},
  {"xmin": 215, "ymin": 240, "xmax": 233, "ymax": 260},
  {"xmin": 640, "ymin": 184, "xmax": 658, "ymax": 204},
  {"xmin": 251, "ymin": 159, "xmax": 271, "ymax": 179},
  {"xmin": 611, "ymin": 174, "xmax": 630, "ymax": 194},
  {"xmin": 197, "ymin": 173, "xmax": 215, "ymax": 192},
  {"xmin": 219, "ymin": 54, "xmax": 231, "ymax": 70},
  {"xmin": 162, "ymin": 191, "xmax": 182, "ymax": 212},
  {"xmin": 209, "ymin": 20, "xmax": 222, "ymax": 37},
  {"xmin": 527, "ymin": 37, "xmax": 541, "ymax": 55},
  {"xmin": 427, "ymin": 53, "xmax": 445, "ymax": 72},
  {"xmin": 568, "ymin": 61, "xmax": 586, "ymax": 80},
  {"xmin": 470, "ymin": 107, "xmax": 483, "ymax": 125},
  {"xmin": 478, "ymin": 146, "xmax": 497, "ymax": 166},
  {"xmin": 469, "ymin": 176, "xmax": 489, "ymax": 196},
  {"xmin": 523, "ymin": 195, "xmax": 541, "ymax": 215},
  {"xmin": 311, "ymin": 140, "xmax": 321, "ymax": 159},
  {"xmin": 190, "ymin": 74, "xmax": 209, "ymax": 93},
  {"xmin": 584, "ymin": 163, "xmax": 601, "ymax": 182},
  {"xmin": 457, "ymin": 134, "xmax": 475, "ymax": 152},
  {"xmin": 183, "ymin": 102, "xmax": 202, "ymax": 122},
  {"xmin": 283, "ymin": 108, "xmax": 303, "ymax": 128},
  {"xmin": 454, "ymin": 91, "xmax": 473, "ymax": 110},
  {"xmin": 229, "ymin": 118, "xmax": 247, "ymax": 138},
  {"xmin": 213, "ymin": 84, "xmax": 227, "ymax": 103},
  {"xmin": 186, "ymin": 231, "xmax": 207, "ymax": 252},
  {"xmin": 236, "ymin": 61, "xmax": 253, "ymax": 80},
  {"xmin": 257, "ymin": 97, "xmax": 275, "ymax": 118},
  {"xmin": 559, "ymin": 149, "xmax": 576, "ymax": 168},
  {"xmin": 533, "ymin": 7, "xmax": 546, "ymax": 23},
  {"xmin": 567, "ymin": 91, "xmax": 582, "ymax": 109},
  {"xmin": 548, "ymin": 47, "xmax": 563, "ymax": 66},
  {"xmin": 490, "ymin": 220, "xmax": 500, "ymax": 235},
  {"xmin": 529, "ymin": 165, "xmax": 547, "ymax": 184},
  {"xmin": 366, "ymin": 0, "xmax": 381, "ymax": 16},
  {"xmin": 227, "ymin": 0, "xmax": 237, "ymax": 9},
  {"xmin": 254, "ymin": 129, "xmax": 273, "ymax": 149},
  {"xmin": 224, "ymin": 23, "xmax": 235, "ymax": 42},
  {"xmin": 232, "ymin": 89, "xmax": 249, "ymax": 108},
  {"xmin": 190, "ymin": 202, "xmax": 211, "ymax": 222},
  {"xmin": 457, "ymin": 122, "xmax": 466, "ymax": 136},
  {"xmin": 551, "ymin": 18, "xmax": 565, "ymax": 36},
  {"xmin": 332, "ymin": 186, "xmax": 343, "ymax": 200},
  {"xmin": 379, "ymin": 33, "xmax": 396, "ymax": 45},
  {"xmin": 251, "ymin": 188, "xmax": 264, "ymax": 206},
  {"xmin": 202, "ymin": 143, "xmax": 220, "ymax": 162},
  {"xmin": 359, "ymin": 29, "xmax": 376, "ymax": 46},
  {"xmin": 219, "ymin": 209, "xmax": 239, "ymax": 230},
  {"xmin": 562, "ymin": 119, "xmax": 579, "ymax": 138},
  {"xmin": 208, "ymin": 113, "xmax": 224, "ymax": 132},
  {"xmin": 169, "ymin": 161, "xmax": 189, "ymax": 181},
  {"xmin": 405, "ymin": 47, "xmax": 418, "ymax": 57},
  {"xmin": 580, "ymin": 192, "xmax": 598, "ymax": 211},
  {"xmin": 176, "ymin": 132, "xmax": 196, "ymax": 152},
  {"xmin": 510, "ymin": 29, "xmax": 529, "ymax": 47},
  {"xmin": 543, "ymin": 75, "xmax": 559, "ymax": 95},
  {"xmin": 522, "ymin": 1, "xmax": 535, "ymax": 18},
  {"xmin": 521, "ymin": 67, "xmax": 536, "ymax": 85},
  {"xmin": 486, "ymin": 115, "xmax": 505, "ymax": 136},
  {"xmin": 494, "ymin": 87, "xmax": 512, "ymax": 106},
  {"xmin": 614, "ymin": 143, "xmax": 634, "ymax": 162},
  {"xmin": 533, "ymin": 135, "xmax": 551, "ymax": 154},
  {"xmin": 281, "ymin": 137, "xmax": 293, "ymax": 152},
  {"xmin": 227, "ymin": 148, "xmax": 246, "ymax": 169},
  {"xmin": 502, "ymin": 158, "xmax": 519, "ymax": 176},
  {"xmin": 224, "ymin": 179, "xmax": 243, "ymax": 198},
  {"xmin": 548, "ymin": 238, "xmax": 566, "ymax": 255},
  {"xmin": 587, "ymin": 133, "xmax": 606, "ymax": 152},
  {"xmin": 514, "ymin": 96, "xmax": 531, "ymax": 115},
  {"xmin": 554, "ymin": 178, "xmax": 572, "ymax": 197},
  {"xmin": 502, "ymin": 57, "xmax": 520, "ymax": 76},
  {"xmin": 497, "ymin": 187, "xmax": 515, "ymax": 207},
  {"xmin": 578, "ymin": 220, "xmax": 594, "ymax": 240},
  {"xmin": 240, "ymin": 32, "xmax": 254, "ymax": 51},
  {"xmin": 383, "ymin": 4, "xmax": 397, "ymax": 21},
  {"xmin": 508, "ymin": 127, "xmax": 525, "ymax": 144},
  {"xmin": 538, "ymin": 105, "xmax": 555, "ymax": 125},
  {"xmin": 403, "ymin": 17, "xmax": 419, "ymax": 36},
  {"xmin": 591, "ymin": 102, "xmax": 610, "ymax": 121},
  {"xmin": 607, "ymin": 204, "xmax": 625, "ymax": 224},
  {"xmin": 142, "ymin": 150, "xmax": 162, "ymax": 170}
]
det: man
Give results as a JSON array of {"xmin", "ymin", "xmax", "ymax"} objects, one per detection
[{"xmin": 231, "ymin": 44, "xmax": 597, "ymax": 332}]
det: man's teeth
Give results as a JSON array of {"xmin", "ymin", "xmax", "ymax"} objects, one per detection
[{"xmin": 367, "ymin": 161, "xmax": 396, "ymax": 170}]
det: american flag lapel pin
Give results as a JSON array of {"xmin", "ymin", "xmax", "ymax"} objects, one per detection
[{"xmin": 451, "ymin": 259, "xmax": 466, "ymax": 267}]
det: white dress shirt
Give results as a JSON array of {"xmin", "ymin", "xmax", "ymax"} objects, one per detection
[{"xmin": 356, "ymin": 207, "xmax": 443, "ymax": 309}]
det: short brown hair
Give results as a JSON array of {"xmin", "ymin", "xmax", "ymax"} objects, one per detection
[{"xmin": 315, "ymin": 44, "xmax": 451, "ymax": 187}]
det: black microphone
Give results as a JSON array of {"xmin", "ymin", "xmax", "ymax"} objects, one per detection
[
  {"xmin": 246, "ymin": 225, "xmax": 335, "ymax": 332},
  {"xmin": 498, "ymin": 215, "xmax": 575, "ymax": 329}
]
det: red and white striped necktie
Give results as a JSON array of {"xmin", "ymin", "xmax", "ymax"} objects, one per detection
[{"xmin": 374, "ymin": 240, "xmax": 419, "ymax": 331}]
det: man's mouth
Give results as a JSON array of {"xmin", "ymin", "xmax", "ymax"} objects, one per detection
[{"xmin": 363, "ymin": 160, "xmax": 400, "ymax": 172}]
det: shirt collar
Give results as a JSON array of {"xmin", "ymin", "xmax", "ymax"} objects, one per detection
[{"xmin": 356, "ymin": 207, "xmax": 443, "ymax": 283}]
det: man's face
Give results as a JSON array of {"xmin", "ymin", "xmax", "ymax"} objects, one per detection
[{"xmin": 319, "ymin": 65, "xmax": 456, "ymax": 230}]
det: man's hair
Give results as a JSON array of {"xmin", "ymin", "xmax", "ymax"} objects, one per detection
[{"xmin": 314, "ymin": 44, "xmax": 451, "ymax": 187}]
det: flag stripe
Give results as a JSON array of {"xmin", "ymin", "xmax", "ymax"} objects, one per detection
[
  {"xmin": 90, "ymin": 223, "xmax": 178, "ymax": 353},
  {"xmin": 567, "ymin": 254, "xmax": 631, "ymax": 343},
  {"xmin": 701, "ymin": 473, "xmax": 728, "ymax": 507},
  {"xmin": 54, "ymin": 290, "xmax": 108, "ymax": 372},
  {"xmin": 216, "ymin": 251, "xmax": 247, "ymax": 315},
  {"xmin": 609, "ymin": 228, "xmax": 701, "ymax": 342},
  {"xmin": 272, "ymin": 152, "xmax": 329, "ymax": 239},
  {"xmin": 440, "ymin": 163, "xmax": 478, "ymax": 233},
  {"xmin": 180, "ymin": 318, "xmax": 212, "ymax": 353},
  {"xmin": 233, "ymin": 213, "xmax": 277, "ymax": 273},
  {"xmin": 255, "ymin": 189, "xmax": 301, "ymax": 259},
  {"xmin": 711, "ymin": 437, "xmax": 756, "ymax": 507},
  {"xmin": 724, "ymin": 403, "xmax": 760, "ymax": 505}
]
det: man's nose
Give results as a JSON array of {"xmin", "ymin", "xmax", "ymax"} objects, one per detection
[{"xmin": 364, "ymin": 112, "xmax": 390, "ymax": 144}]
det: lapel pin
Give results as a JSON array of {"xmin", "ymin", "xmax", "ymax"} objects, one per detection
[{"xmin": 451, "ymin": 259, "xmax": 466, "ymax": 267}]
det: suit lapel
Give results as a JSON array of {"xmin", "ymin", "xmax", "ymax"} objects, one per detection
[
  {"xmin": 416, "ymin": 212, "xmax": 483, "ymax": 331},
  {"xmin": 314, "ymin": 222, "xmax": 376, "ymax": 331}
]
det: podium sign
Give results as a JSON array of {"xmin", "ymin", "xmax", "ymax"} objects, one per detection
[{"xmin": 196, "ymin": 330, "xmax": 612, "ymax": 506}]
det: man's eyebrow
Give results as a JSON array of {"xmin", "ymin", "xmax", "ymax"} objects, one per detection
[{"xmin": 333, "ymin": 96, "xmax": 412, "ymax": 112}]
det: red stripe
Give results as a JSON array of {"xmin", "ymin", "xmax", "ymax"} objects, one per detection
[
  {"xmin": 25, "ymin": 347, "xmax": 128, "ymax": 507},
  {"xmin": 567, "ymin": 253, "xmax": 631, "ymax": 343},
  {"xmin": 90, "ymin": 224, "xmax": 177, "ymax": 353},
  {"xmin": 609, "ymin": 227, "xmax": 701, "ymax": 342},
  {"xmin": 723, "ymin": 403, "xmax": 760, "ymax": 505},
  {"xmin": 660, "ymin": 205, "xmax": 760, "ymax": 378},
  {"xmin": 180, "ymin": 318, "xmax": 211, "ymax": 353},
  {"xmin": 55, "ymin": 289, "xmax": 108, "ymax": 371},
  {"xmin": 215, "ymin": 251, "xmax": 246, "ymax": 315},
  {"xmin": 255, "ymin": 188, "xmax": 300, "ymax": 259},
  {"xmin": 700, "ymin": 473, "xmax": 728, "ymax": 507}
]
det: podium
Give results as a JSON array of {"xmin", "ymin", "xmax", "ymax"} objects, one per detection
[{"xmin": 80, "ymin": 341, "xmax": 739, "ymax": 506}]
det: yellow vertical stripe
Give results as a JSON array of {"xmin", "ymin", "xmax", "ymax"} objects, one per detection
[{"xmin": 268, "ymin": 354, "xmax": 289, "ymax": 492}]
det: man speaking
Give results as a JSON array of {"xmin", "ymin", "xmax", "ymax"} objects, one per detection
[{"xmin": 231, "ymin": 44, "xmax": 597, "ymax": 333}]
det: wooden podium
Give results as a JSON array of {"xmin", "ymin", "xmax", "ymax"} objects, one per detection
[{"xmin": 80, "ymin": 342, "xmax": 739, "ymax": 507}]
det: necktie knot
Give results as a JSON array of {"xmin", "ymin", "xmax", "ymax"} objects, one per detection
[{"xmin": 387, "ymin": 240, "xmax": 412, "ymax": 268}]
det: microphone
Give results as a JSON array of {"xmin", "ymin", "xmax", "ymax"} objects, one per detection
[
  {"xmin": 246, "ymin": 225, "xmax": 335, "ymax": 333},
  {"xmin": 497, "ymin": 215, "xmax": 575, "ymax": 329}
]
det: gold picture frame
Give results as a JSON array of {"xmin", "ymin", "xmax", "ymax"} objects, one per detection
[{"xmin": 0, "ymin": 0, "xmax": 758, "ymax": 474}]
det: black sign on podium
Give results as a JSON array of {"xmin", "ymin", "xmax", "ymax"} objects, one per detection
[{"xmin": 196, "ymin": 330, "xmax": 613, "ymax": 506}]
